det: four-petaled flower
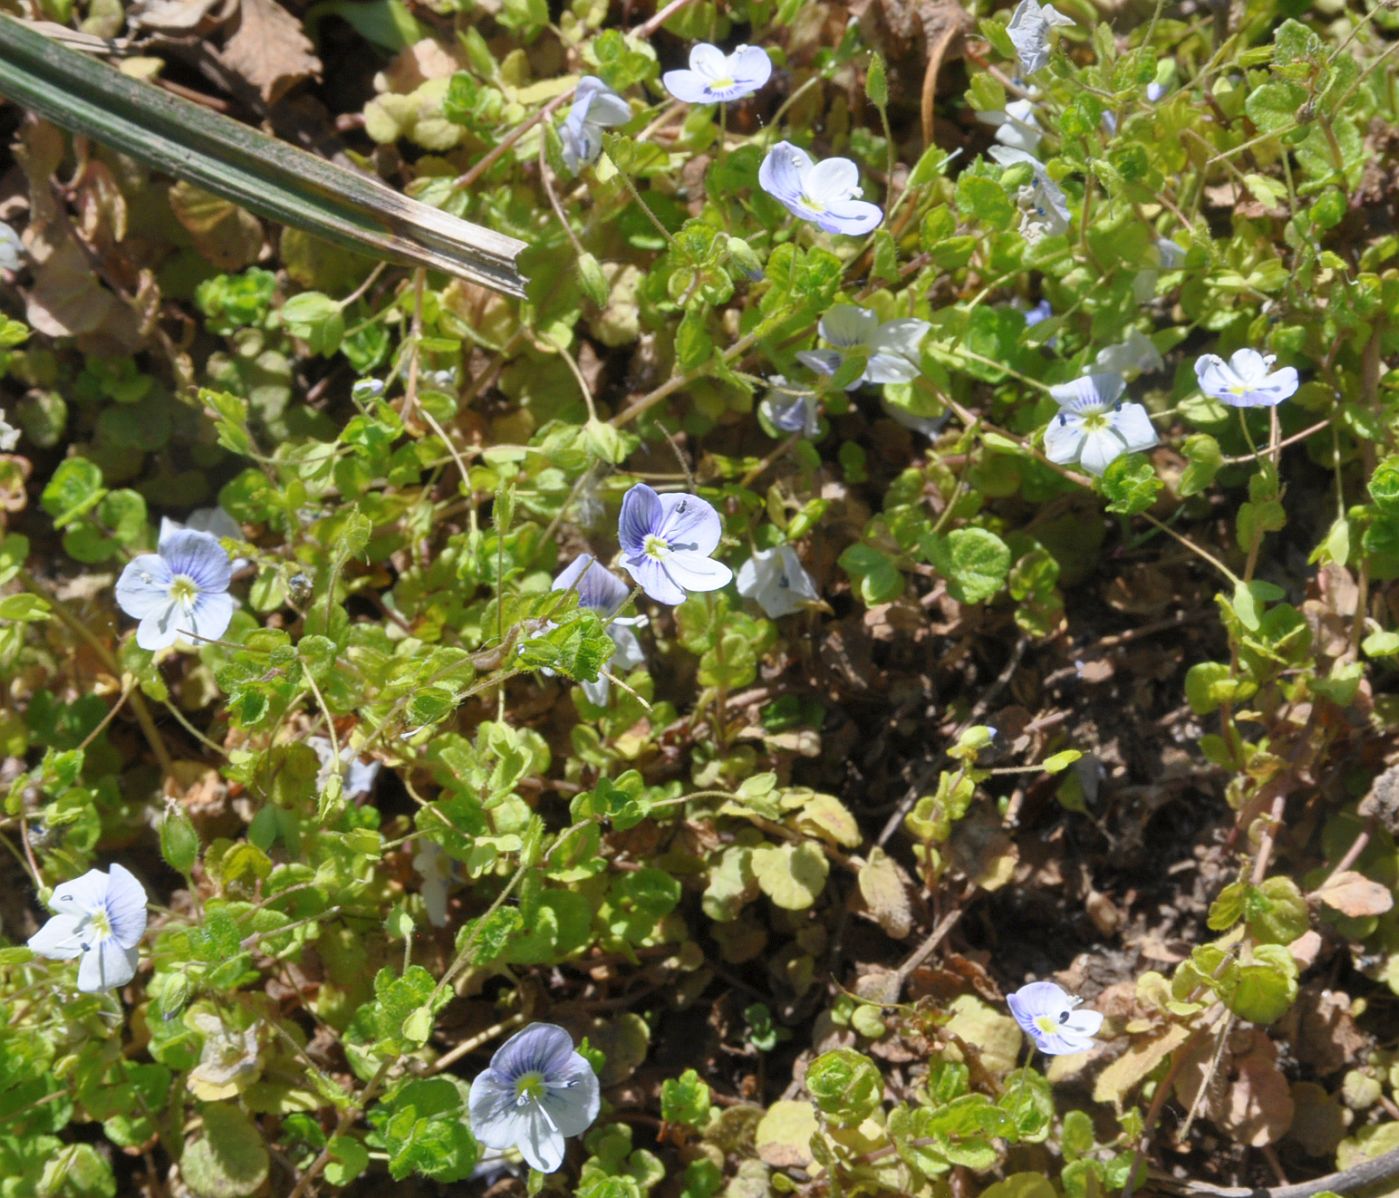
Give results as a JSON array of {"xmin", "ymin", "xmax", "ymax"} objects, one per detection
[
  {"xmin": 553, "ymin": 553, "xmax": 647, "ymax": 704},
  {"xmin": 977, "ymin": 97, "xmax": 1042, "ymax": 154},
  {"xmin": 1007, "ymin": 0, "xmax": 1075, "ymax": 75},
  {"xmin": 1007, "ymin": 980, "xmax": 1103, "ymax": 1055},
  {"xmin": 990, "ymin": 146, "xmax": 1070, "ymax": 241},
  {"xmin": 1195, "ymin": 348, "xmax": 1299, "ymax": 408},
  {"xmin": 560, "ymin": 76, "xmax": 631, "ymax": 174},
  {"xmin": 1044, "ymin": 374, "xmax": 1158, "ymax": 476},
  {"xmin": 663, "ymin": 43, "xmax": 771, "ymax": 104},
  {"xmin": 758, "ymin": 141, "xmax": 883, "ymax": 236},
  {"xmin": 736, "ymin": 545, "xmax": 821, "ymax": 618},
  {"xmin": 115, "ymin": 529, "xmax": 235, "ymax": 652},
  {"xmin": 798, "ymin": 304, "xmax": 930, "ymax": 388},
  {"xmin": 618, "ymin": 484, "xmax": 733, "ymax": 606},
  {"xmin": 27, "ymin": 864, "xmax": 148, "ymax": 993},
  {"xmin": 468, "ymin": 1022, "xmax": 601, "ymax": 1174}
]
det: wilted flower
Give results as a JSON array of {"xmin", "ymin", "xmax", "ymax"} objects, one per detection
[
  {"xmin": 759, "ymin": 378, "xmax": 821, "ymax": 438},
  {"xmin": 27, "ymin": 864, "xmax": 148, "ymax": 994},
  {"xmin": 188, "ymin": 1010, "xmax": 263, "ymax": 1100},
  {"xmin": 797, "ymin": 304, "xmax": 930, "ymax": 388},
  {"xmin": 0, "ymin": 221, "xmax": 22, "ymax": 273},
  {"xmin": 736, "ymin": 546, "xmax": 820, "ymax": 618},
  {"xmin": 115, "ymin": 529, "xmax": 234, "ymax": 652},
  {"xmin": 1195, "ymin": 349, "xmax": 1299, "ymax": 408},
  {"xmin": 1007, "ymin": 0, "xmax": 1075, "ymax": 75},
  {"xmin": 309, "ymin": 736, "xmax": 381, "ymax": 800},
  {"xmin": 1044, "ymin": 374, "xmax": 1158, "ymax": 476},
  {"xmin": 412, "ymin": 839, "xmax": 455, "ymax": 928},
  {"xmin": 1146, "ymin": 81, "xmax": 1167, "ymax": 102},
  {"xmin": 758, "ymin": 141, "xmax": 883, "ymax": 236},
  {"xmin": 990, "ymin": 146, "xmax": 1070, "ymax": 240},
  {"xmin": 352, "ymin": 377, "xmax": 385, "ymax": 401},
  {"xmin": 468, "ymin": 1022, "xmax": 601, "ymax": 1173},
  {"xmin": 552, "ymin": 553, "xmax": 647, "ymax": 704},
  {"xmin": 663, "ymin": 43, "xmax": 771, "ymax": 104},
  {"xmin": 1092, "ymin": 329, "xmax": 1163, "ymax": 379},
  {"xmin": 160, "ymin": 507, "xmax": 248, "ymax": 572},
  {"xmin": 618, "ymin": 484, "xmax": 733, "ymax": 606},
  {"xmin": 977, "ymin": 97, "xmax": 1042, "ymax": 154},
  {"xmin": 560, "ymin": 76, "xmax": 630, "ymax": 173},
  {"xmin": 1007, "ymin": 980, "xmax": 1103, "ymax": 1055},
  {"xmin": 0, "ymin": 410, "xmax": 20, "ymax": 452}
]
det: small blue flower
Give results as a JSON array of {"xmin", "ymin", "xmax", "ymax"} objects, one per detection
[
  {"xmin": 1146, "ymin": 81, "xmax": 1166, "ymax": 102},
  {"xmin": 159, "ymin": 507, "xmax": 248, "ymax": 572},
  {"xmin": 977, "ymin": 97, "xmax": 1042, "ymax": 154},
  {"xmin": 27, "ymin": 864, "xmax": 148, "ymax": 994},
  {"xmin": 468, "ymin": 1023, "xmax": 601, "ymax": 1174},
  {"xmin": 1008, "ymin": 981, "xmax": 1102, "ymax": 1055},
  {"xmin": 797, "ymin": 304, "xmax": 930, "ymax": 388},
  {"xmin": 560, "ymin": 77, "xmax": 631, "ymax": 174},
  {"xmin": 990, "ymin": 146, "xmax": 1070, "ymax": 240},
  {"xmin": 1156, "ymin": 238, "xmax": 1186, "ymax": 269},
  {"xmin": 1044, "ymin": 374, "xmax": 1158, "ymax": 476},
  {"xmin": 309, "ymin": 736, "xmax": 381, "ymax": 800},
  {"xmin": 663, "ymin": 43, "xmax": 771, "ymax": 104},
  {"xmin": 736, "ymin": 545, "xmax": 820, "ymax": 618},
  {"xmin": 760, "ymin": 378, "xmax": 821, "ymax": 438},
  {"xmin": 1023, "ymin": 299, "xmax": 1053, "ymax": 327},
  {"xmin": 618, "ymin": 484, "xmax": 733, "ymax": 606},
  {"xmin": 115, "ymin": 529, "xmax": 234, "ymax": 652},
  {"xmin": 1007, "ymin": 0, "xmax": 1074, "ymax": 75},
  {"xmin": 411, "ymin": 839, "xmax": 455, "ymax": 928},
  {"xmin": 552, "ymin": 554, "xmax": 647, "ymax": 704},
  {"xmin": 758, "ymin": 141, "xmax": 883, "ymax": 236},
  {"xmin": 1195, "ymin": 348, "xmax": 1299, "ymax": 408},
  {"xmin": 1092, "ymin": 329, "xmax": 1163, "ymax": 379},
  {"xmin": 0, "ymin": 221, "xmax": 23, "ymax": 273}
]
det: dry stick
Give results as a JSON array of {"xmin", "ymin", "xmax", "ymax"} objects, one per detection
[
  {"xmin": 919, "ymin": 13, "xmax": 966, "ymax": 148},
  {"xmin": 611, "ymin": 328, "xmax": 763, "ymax": 427},
  {"xmin": 1152, "ymin": 1144, "xmax": 1399, "ymax": 1198}
]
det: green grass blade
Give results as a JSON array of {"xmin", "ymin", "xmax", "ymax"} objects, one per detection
[{"xmin": 0, "ymin": 14, "xmax": 527, "ymax": 297}]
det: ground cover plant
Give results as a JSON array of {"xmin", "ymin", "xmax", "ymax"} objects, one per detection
[{"xmin": 1, "ymin": 0, "xmax": 1399, "ymax": 1194}]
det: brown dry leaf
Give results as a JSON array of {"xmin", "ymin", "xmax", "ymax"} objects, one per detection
[
  {"xmin": 376, "ymin": 38, "xmax": 465, "ymax": 92},
  {"xmin": 1288, "ymin": 1081, "xmax": 1347, "ymax": 1157},
  {"xmin": 754, "ymin": 1100, "xmax": 818, "ymax": 1168},
  {"xmin": 130, "ymin": 0, "xmax": 231, "ymax": 31},
  {"xmin": 857, "ymin": 847, "xmax": 913, "ymax": 939},
  {"xmin": 1313, "ymin": 869, "xmax": 1395, "ymax": 917},
  {"xmin": 1092, "ymin": 1024, "xmax": 1190, "ymax": 1109},
  {"xmin": 26, "ymin": 239, "xmax": 135, "ymax": 344},
  {"xmin": 217, "ymin": 0, "xmax": 321, "ymax": 105},
  {"xmin": 1229, "ymin": 1040, "xmax": 1294, "ymax": 1146},
  {"xmin": 168, "ymin": 182, "xmax": 263, "ymax": 270}
]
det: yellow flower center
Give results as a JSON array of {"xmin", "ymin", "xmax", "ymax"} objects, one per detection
[
  {"xmin": 709, "ymin": 76, "xmax": 735, "ymax": 90},
  {"xmin": 643, "ymin": 534, "xmax": 670, "ymax": 560},
  {"xmin": 169, "ymin": 575, "xmax": 199, "ymax": 607},
  {"xmin": 89, "ymin": 910, "xmax": 113, "ymax": 942},
  {"xmin": 1034, "ymin": 1014, "xmax": 1060, "ymax": 1035},
  {"xmin": 514, "ymin": 1071, "xmax": 546, "ymax": 1105},
  {"xmin": 798, "ymin": 194, "xmax": 827, "ymax": 215}
]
